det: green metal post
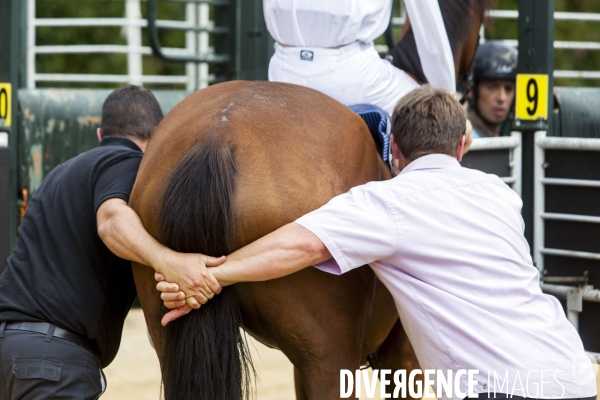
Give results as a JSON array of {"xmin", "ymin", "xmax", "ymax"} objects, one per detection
[
  {"xmin": 0, "ymin": 0, "xmax": 23, "ymax": 270},
  {"xmin": 516, "ymin": 0, "xmax": 554, "ymax": 252},
  {"xmin": 214, "ymin": 0, "xmax": 274, "ymax": 82}
]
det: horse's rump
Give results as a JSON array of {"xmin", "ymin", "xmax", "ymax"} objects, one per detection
[{"xmin": 129, "ymin": 81, "xmax": 385, "ymax": 399}]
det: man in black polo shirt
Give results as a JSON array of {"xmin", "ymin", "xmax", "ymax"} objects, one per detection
[{"xmin": 0, "ymin": 85, "xmax": 221, "ymax": 399}]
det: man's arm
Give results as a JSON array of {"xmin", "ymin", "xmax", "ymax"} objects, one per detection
[
  {"xmin": 156, "ymin": 222, "xmax": 331, "ymax": 325},
  {"xmin": 97, "ymin": 198, "xmax": 223, "ymax": 307}
]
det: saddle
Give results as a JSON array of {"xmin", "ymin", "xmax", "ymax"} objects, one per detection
[{"xmin": 348, "ymin": 104, "xmax": 392, "ymax": 171}]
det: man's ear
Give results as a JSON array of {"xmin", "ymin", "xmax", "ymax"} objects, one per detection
[
  {"xmin": 97, "ymin": 128, "xmax": 103, "ymax": 143},
  {"xmin": 456, "ymin": 135, "xmax": 466, "ymax": 162},
  {"xmin": 391, "ymin": 134, "xmax": 402, "ymax": 160}
]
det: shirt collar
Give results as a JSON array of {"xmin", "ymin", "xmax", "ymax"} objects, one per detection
[
  {"xmin": 399, "ymin": 154, "xmax": 461, "ymax": 175},
  {"xmin": 99, "ymin": 136, "xmax": 142, "ymax": 152}
]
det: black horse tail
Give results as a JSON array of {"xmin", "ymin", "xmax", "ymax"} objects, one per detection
[{"xmin": 159, "ymin": 140, "xmax": 254, "ymax": 400}]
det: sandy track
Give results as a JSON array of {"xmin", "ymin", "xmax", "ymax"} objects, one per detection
[
  {"xmin": 103, "ymin": 309, "xmax": 386, "ymax": 399},
  {"xmin": 103, "ymin": 309, "xmax": 599, "ymax": 400}
]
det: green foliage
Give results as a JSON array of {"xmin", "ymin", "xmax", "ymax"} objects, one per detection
[{"xmin": 33, "ymin": 0, "xmax": 600, "ymax": 89}]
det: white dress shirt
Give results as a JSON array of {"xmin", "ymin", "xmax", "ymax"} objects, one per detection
[{"xmin": 296, "ymin": 154, "xmax": 597, "ymax": 400}]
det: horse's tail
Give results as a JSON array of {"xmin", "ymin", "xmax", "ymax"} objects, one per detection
[{"xmin": 159, "ymin": 140, "xmax": 254, "ymax": 400}]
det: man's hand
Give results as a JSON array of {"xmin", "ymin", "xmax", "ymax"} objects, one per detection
[
  {"xmin": 155, "ymin": 273, "xmax": 194, "ymax": 326},
  {"xmin": 154, "ymin": 253, "xmax": 225, "ymax": 309}
]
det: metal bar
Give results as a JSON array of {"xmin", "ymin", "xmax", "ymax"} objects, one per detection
[
  {"xmin": 390, "ymin": 17, "xmax": 406, "ymax": 28},
  {"xmin": 488, "ymin": 10, "xmax": 600, "ymax": 22},
  {"xmin": 34, "ymin": 45, "xmax": 210, "ymax": 57},
  {"xmin": 501, "ymin": 177, "xmax": 516, "ymax": 184},
  {"xmin": 534, "ymin": 131, "xmax": 546, "ymax": 272},
  {"xmin": 542, "ymin": 213, "xmax": 600, "ymax": 224},
  {"xmin": 541, "ymin": 283, "xmax": 600, "ymax": 303},
  {"xmin": 198, "ymin": 3, "xmax": 210, "ymax": 88},
  {"xmin": 126, "ymin": 0, "xmax": 143, "ymax": 85},
  {"xmin": 34, "ymin": 73, "xmax": 189, "ymax": 84},
  {"xmin": 26, "ymin": 0, "xmax": 35, "ymax": 89},
  {"xmin": 35, "ymin": 45, "xmax": 151, "ymax": 54},
  {"xmin": 538, "ymin": 136, "xmax": 600, "ymax": 151},
  {"xmin": 467, "ymin": 137, "xmax": 520, "ymax": 151},
  {"xmin": 0, "ymin": 132, "xmax": 7, "ymax": 147},
  {"xmin": 511, "ymin": 131, "xmax": 522, "ymax": 196},
  {"xmin": 541, "ymin": 178, "xmax": 600, "ymax": 188},
  {"xmin": 554, "ymin": 71, "xmax": 600, "ymax": 79},
  {"xmin": 34, "ymin": 18, "xmax": 227, "ymax": 34},
  {"xmin": 147, "ymin": 0, "xmax": 231, "ymax": 64},
  {"xmin": 541, "ymin": 248, "xmax": 600, "ymax": 261},
  {"xmin": 482, "ymin": 38, "xmax": 600, "ymax": 51}
]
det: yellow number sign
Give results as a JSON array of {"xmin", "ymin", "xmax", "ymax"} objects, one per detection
[
  {"xmin": 515, "ymin": 74, "xmax": 548, "ymax": 121},
  {"xmin": 0, "ymin": 83, "xmax": 11, "ymax": 128}
]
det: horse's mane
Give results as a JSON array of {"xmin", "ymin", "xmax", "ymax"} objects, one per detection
[{"xmin": 389, "ymin": 0, "xmax": 493, "ymax": 84}]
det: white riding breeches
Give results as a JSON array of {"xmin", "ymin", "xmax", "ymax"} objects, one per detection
[{"xmin": 268, "ymin": 41, "xmax": 420, "ymax": 116}]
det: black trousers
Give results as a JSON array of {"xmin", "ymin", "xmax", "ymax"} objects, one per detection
[{"xmin": 0, "ymin": 322, "xmax": 106, "ymax": 399}]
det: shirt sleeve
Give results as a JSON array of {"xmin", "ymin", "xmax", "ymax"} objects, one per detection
[
  {"xmin": 295, "ymin": 184, "xmax": 399, "ymax": 275},
  {"xmin": 403, "ymin": 0, "xmax": 456, "ymax": 92},
  {"xmin": 94, "ymin": 156, "xmax": 142, "ymax": 213}
]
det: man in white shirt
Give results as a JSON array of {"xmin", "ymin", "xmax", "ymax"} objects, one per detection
[
  {"xmin": 158, "ymin": 85, "xmax": 597, "ymax": 400},
  {"xmin": 264, "ymin": 0, "xmax": 455, "ymax": 115}
]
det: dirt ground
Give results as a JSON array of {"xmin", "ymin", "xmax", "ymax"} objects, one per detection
[
  {"xmin": 103, "ymin": 309, "xmax": 389, "ymax": 399},
  {"xmin": 103, "ymin": 309, "xmax": 599, "ymax": 400}
]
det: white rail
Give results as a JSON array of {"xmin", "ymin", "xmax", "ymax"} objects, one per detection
[
  {"xmin": 28, "ymin": 0, "xmax": 213, "ymax": 89},
  {"xmin": 535, "ymin": 133, "xmax": 600, "ymax": 343}
]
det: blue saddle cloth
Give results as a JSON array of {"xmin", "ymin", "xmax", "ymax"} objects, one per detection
[{"xmin": 348, "ymin": 104, "xmax": 391, "ymax": 164}]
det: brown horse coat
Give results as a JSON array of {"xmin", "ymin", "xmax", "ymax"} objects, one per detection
[{"xmin": 130, "ymin": 81, "xmax": 416, "ymax": 399}]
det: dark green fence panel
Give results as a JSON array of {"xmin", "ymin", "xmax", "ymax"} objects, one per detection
[
  {"xmin": 553, "ymin": 87, "xmax": 600, "ymax": 138},
  {"xmin": 16, "ymin": 88, "xmax": 189, "ymax": 202}
]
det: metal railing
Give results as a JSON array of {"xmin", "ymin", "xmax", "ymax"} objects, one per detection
[
  {"xmin": 28, "ymin": 0, "xmax": 215, "ymax": 90},
  {"xmin": 534, "ymin": 132, "xmax": 600, "ymax": 357},
  {"xmin": 465, "ymin": 132, "xmax": 523, "ymax": 195}
]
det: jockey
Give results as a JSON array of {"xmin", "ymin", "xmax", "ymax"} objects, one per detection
[
  {"xmin": 263, "ymin": 0, "xmax": 456, "ymax": 116},
  {"xmin": 467, "ymin": 41, "xmax": 518, "ymax": 138}
]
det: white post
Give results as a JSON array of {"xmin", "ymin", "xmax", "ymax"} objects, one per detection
[
  {"xmin": 198, "ymin": 3, "xmax": 210, "ymax": 89},
  {"xmin": 185, "ymin": 2, "xmax": 197, "ymax": 92},
  {"xmin": 125, "ymin": 0, "xmax": 143, "ymax": 86},
  {"xmin": 533, "ymin": 131, "xmax": 546, "ymax": 272},
  {"xmin": 27, "ymin": 0, "xmax": 36, "ymax": 89},
  {"xmin": 511, "ymin": 131, "xmax": 522, "ymax": 196}
]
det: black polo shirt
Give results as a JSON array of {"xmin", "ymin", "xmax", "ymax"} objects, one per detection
[{"xmin": 0, "ymin": 136, "xmax": 142, "ymax": 368}]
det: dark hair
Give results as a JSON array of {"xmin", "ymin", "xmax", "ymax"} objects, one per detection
[
  {"xmin": 392, "ymin": 85, "xmax": 466, "ymax": 161},
  {"xmin": 101, "ymin": 84, "xmax": 163, "ymax": 140}
]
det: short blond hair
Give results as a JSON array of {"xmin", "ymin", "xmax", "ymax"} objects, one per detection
[{"xmin": 392, "ymin": 85, "xmax": 465, "ymax": 161}]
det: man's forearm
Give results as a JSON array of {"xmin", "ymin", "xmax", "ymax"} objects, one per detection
[
  {"xmin": 209, "ymin": 222, "xmax": 331, "ymax": 286},
  {"xmin": 97, "ymin": 199, "xmax": 169, "ymax": 270}
]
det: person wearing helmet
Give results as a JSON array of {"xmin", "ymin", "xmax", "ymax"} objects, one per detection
[{"xmin": 467, "ymin": 41, "xmax": 518, "ymax": 138}]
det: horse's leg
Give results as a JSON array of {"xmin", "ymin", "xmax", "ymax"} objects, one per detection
[
  {"xmin": 371, "ymin": 320, "xmax": 422, "ymax": 399},
  {"xmin": 237, "ymin": 266, "xmax": 377, "ymax": 399},
  {"xmin": 294, "ymin": 367, "xmax": 308, "ymax": 400}
]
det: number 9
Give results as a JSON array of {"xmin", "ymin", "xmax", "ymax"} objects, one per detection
[{"xmin": 526, "ymin": 78, "xmax": 538, "ymax": 116}]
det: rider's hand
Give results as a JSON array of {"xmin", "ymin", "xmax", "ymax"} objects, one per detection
[{"xmin": 154, "ymin": 252, "xmax": 225, "ymax": 309}]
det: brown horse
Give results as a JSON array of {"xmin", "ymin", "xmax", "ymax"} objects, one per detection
[{"xmin": 129, "ymin": 2, "xmax": 490, "ymax": 399}]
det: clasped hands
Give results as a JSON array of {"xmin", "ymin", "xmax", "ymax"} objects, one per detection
[{"xmin": 154, "ymin": 252, "xmax": 225, "ymax": 326}]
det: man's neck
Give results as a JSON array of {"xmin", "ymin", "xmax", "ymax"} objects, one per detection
[{"xmin": 468, "ymin": 109, "xmax": 500, "ymax": 138}]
